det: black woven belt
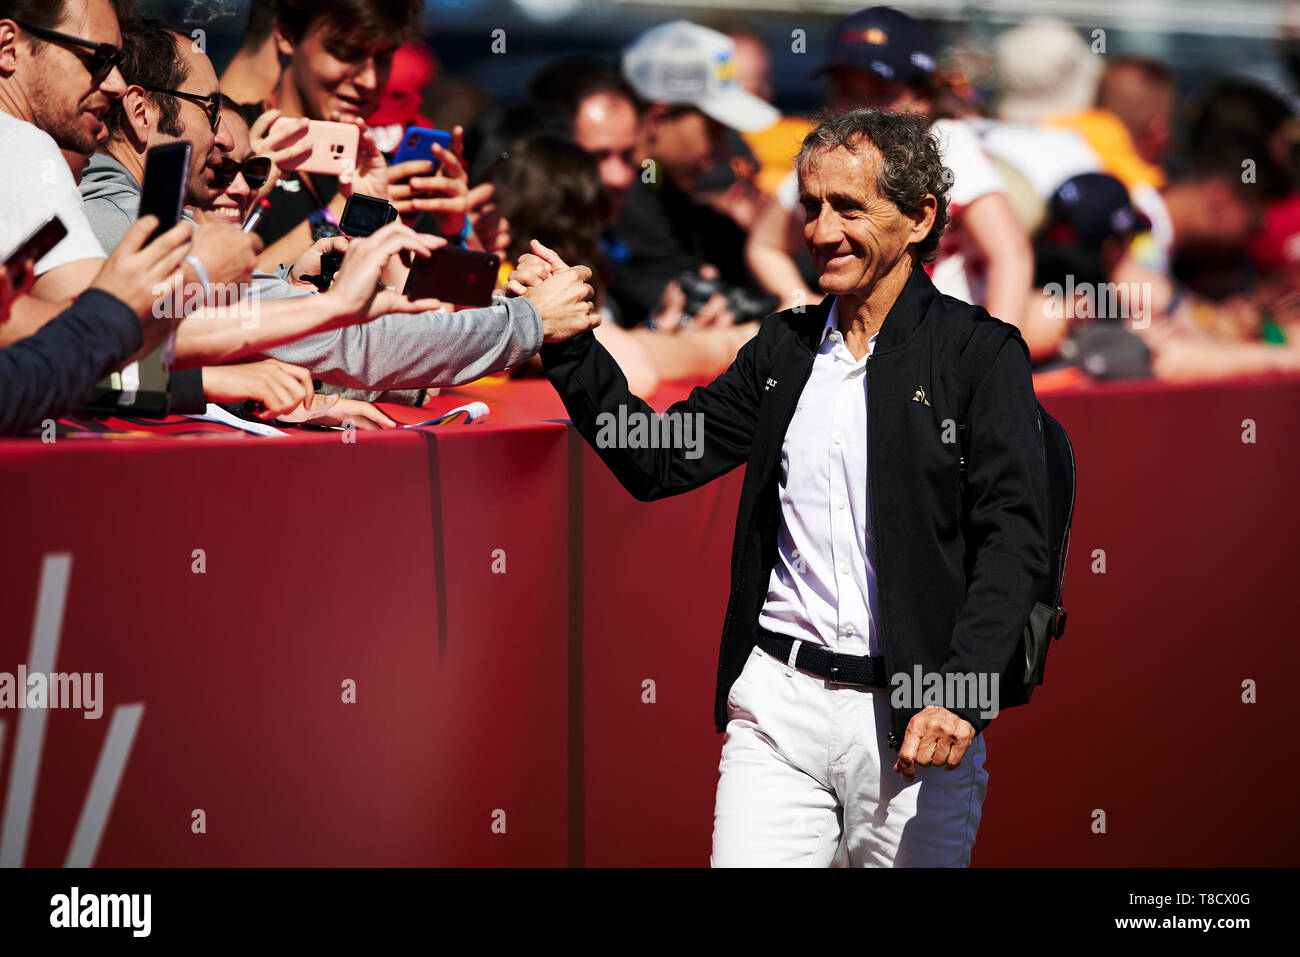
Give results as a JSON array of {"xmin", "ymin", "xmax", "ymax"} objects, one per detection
[{"xmin": 757, "ymin": 629, "xmax": 888, "ymax": 688}]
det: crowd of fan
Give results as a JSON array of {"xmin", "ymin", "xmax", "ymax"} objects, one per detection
[{"xmin": 3, "ymin": 0, "xmax": 1300, "ymax": 435}]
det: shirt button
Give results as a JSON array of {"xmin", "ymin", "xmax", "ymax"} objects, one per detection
[
  {"xmin": 846, "ymin": 625, "xmax": 856, "ymax": 635},
  {"xmin": 833, "ymin": 434, "xmax": 842, "ymax": 445},
  {"xmin": 840, "ymin": 563, "xmax": 849, "ymax": 574},
  {"xmin": 838, "ymin": 500, "xmax": 846, "ymax": 510}
]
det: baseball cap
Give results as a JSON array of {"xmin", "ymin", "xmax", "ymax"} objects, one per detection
[
  {"xmin": 622, "ymin": 21, "xmax": 779, "ymax": 132},
  {"xmin": 813, "ymin": 6, "xmax": 936, "ymax": 85},
  {"xmin": 1045, "ymin": 173, "xmax": 1150, "ymax": 248},
  {"xmin": 996, "ymin": 19, "xmax": 1101, "ymax": 123}
]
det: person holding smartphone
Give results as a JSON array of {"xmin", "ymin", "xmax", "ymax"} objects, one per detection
[
  {"xmin": 77, "ymin": 19, "xmax": 475, "ymax": 413},
  {"xmin": 237, "ymin": 0, "xmax": 479, "ymax": 272},
  {"xmin": 0, "ymin": 0, "xmax": 259, "ymax": 346},
  {"xmin": 179, "ymin": 103, "xmax": 605, "ymax": 403}
]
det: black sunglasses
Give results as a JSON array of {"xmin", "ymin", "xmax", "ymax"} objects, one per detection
[
  {"xmin": 16, "ymin": 21, "xmax": 124, "ymax": 83},
  {"xmin": 212, "ymin": 155, "xmax": 272, "ymax": 191},
  {"xmin": 139, "ymin": 86, "xmax": 222, "ymax": 133}
]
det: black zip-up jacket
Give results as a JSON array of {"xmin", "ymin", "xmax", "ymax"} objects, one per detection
[{"xmin": 541, "ymin": 264, "xmax": 1050, "ymax": 750}]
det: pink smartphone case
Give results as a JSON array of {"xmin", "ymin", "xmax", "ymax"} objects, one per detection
[{"xmin": 269, "ymin": 119, "xmax": 360, "ymax": 177}]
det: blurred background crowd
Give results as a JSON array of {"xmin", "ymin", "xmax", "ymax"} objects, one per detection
[{"xmin": 6, "ymin": 0, "xmax": 1300, "ymax": 434}]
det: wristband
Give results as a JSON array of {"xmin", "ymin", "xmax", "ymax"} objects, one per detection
[{"xmin": 185, "ymin": 253, "xmax": 211, "ymax": 301}]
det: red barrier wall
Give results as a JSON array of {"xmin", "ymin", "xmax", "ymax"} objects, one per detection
[{"xmin": 1, "ymin": 374, "xmax": 1296, "ymax": 866}]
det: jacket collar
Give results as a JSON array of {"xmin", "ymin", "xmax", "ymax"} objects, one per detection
[
  {"xmin": 789, "ymin": 263, "xmax": 937, "ymax": 355},
  {"xmin": 789, "ymin": 296, "xmax": 835, "ymax": 353},
  {"xmin": 818, "ymin": 299, "xmax": 880, "ymax": 353}
]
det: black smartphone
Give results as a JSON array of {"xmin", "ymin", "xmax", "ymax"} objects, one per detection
[
  {"xmin": 138, "ymin": 141, "xmax": 192, "ymax": 242},
  {"xmin": 3, "ymin": 215, "xmax": 68, "ymax": 273},
  {"xmin": 402, "ymin": 247, "xmax": 500, "ymax": 307},
  {"xmin": 340, "ymin": 194, "xmax": 397, "ymax": 237}
]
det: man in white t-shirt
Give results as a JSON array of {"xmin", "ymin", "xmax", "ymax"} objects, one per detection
[
  {"xmin": 0, "ymin": 110, "xmax": 109, "ymax": 291},
  {"xmin": 0, "ymin": 0, "xmax": 125, "ymax": 313},
  {"xmin": 746, "ymin": 6, "xmax": 1032, "ymax": 326},
  {"xmin": 0, "ymin": 0, "xmax": 260, "ymax": 351}
]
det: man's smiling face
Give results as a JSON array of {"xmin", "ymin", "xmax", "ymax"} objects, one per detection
[
  {"xmin": 284, "ymin": 21, "xmax": 400, "ymax": 121},
  {"xmin": 22, "ymin": 0, "xmax": 126, "ymax": 155},
  {"xmin": 798, "ymin": 143, "xmax": 924, "ymax": 299}
]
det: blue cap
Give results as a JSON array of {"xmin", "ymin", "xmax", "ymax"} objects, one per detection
[
  {"xmin": 1046, "ymin": 173, "xmax": 1151, "ymax": 248},
  {"xmin": 815, "ymin": 6, "xmax": 936, "ymax": 85}
]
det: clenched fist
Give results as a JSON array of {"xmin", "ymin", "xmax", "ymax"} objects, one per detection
[{"xmin": 893, "ymin": 706, "xmax": 976, "ymax": 782}]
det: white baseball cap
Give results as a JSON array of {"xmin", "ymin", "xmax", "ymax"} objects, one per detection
[
  {"xmin": 996, "ymin": 19, "xmax": 1102, "ymax": 124},
  {"xmin": 622, "ymin": 21, "xmax": 779, "ymax": 133}
]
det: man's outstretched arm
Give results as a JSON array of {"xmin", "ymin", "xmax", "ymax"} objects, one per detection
[
  {"xmin": 523, "ymin": 243, "xmax": 765, "ymax": 501},
  {"xmin": 257, "ymin": 295, "xmax": 545, "ymax": 392}
]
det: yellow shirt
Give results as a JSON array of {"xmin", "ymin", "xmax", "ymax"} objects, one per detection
[
  {"xmin": 1044, "ymin": 107, "xmax": 1166, "ymax": 192},
  {"xmin": 743, "ymin": 116, "xmax": 815, "ymax": 197}
]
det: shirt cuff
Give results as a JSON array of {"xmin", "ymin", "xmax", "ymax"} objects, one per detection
[{"xmin": 167, "ymin": 368, "xmax": 207, "ymax": 414}]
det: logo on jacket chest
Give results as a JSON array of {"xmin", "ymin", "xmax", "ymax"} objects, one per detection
[
  {"xmin": 765, "ymin": 377, "xmax": 778, "ymax": 391},
  {"xmin": 912, "ymin": 386, "xmax": 931, "ymax": 406}
]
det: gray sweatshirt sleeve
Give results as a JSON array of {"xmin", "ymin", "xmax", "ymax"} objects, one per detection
[{"xmin": 258, "ymin": 287, "xmax": 544, "ymax": 390}]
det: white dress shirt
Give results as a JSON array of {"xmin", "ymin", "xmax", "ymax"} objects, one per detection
[{"xmin": 757, "ymin": 298, "xmax": 882, "ymax": 657}]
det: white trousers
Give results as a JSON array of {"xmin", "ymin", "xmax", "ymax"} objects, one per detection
[{"xmin": 710, "ymin": 643, "xmax": 988, "ymax": 867}]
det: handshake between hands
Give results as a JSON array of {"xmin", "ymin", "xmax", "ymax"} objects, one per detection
[{"xmin": 505, "ymin": 240, "xmax": 601, "ymax": 343}]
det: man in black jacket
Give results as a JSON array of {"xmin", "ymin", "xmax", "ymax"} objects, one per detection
[{"xmin": 521, "ymin": 109, "xmax": 1049, "ymax": 867}]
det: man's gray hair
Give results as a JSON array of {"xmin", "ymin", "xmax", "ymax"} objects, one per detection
[{"xmin": 795, "ymin": 109, "xmax": 952, "ymax": 264}]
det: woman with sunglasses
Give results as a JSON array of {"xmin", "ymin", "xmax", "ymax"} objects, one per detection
[
  {"xmin": 190, "ymin": 106, "xmax": 580, "ymax": 426},
  {"xmin": 205, "ymin": 149, "xmax": 273, "ymax": 226},
  {"xmin": 182, "ymin": 106, "xmax": 394, "ymax": 429}
]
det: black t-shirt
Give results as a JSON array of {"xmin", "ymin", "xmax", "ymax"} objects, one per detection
[
  {"xmin": 255, "ymin": 170, "xmax": 341, "ymax": 248},
  {"xmin": 607, "ymin": 176, "xmax": 751, "ymax": 328}
]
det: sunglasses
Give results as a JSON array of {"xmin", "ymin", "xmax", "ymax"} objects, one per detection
[
  {"xmin": 139, "ymin": 86, "xmax": 223, "ymax": 133},
  {"xmin": 16, "ymin": 21, "xmax": 124, "ymax": 83},
  {"xmin": 212, "ymin": 155, "xmax": 272, "ymax": 191}
]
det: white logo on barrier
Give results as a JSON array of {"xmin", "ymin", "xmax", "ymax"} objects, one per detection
[{"xmin": 0, "ymin": 554, "xmax": 144, "ymax": 868}]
